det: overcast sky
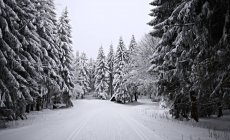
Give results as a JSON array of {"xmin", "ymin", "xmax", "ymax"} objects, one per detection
[{"xmin": 55, "ymin": 0, "xmax": 152, "ymax": 59}]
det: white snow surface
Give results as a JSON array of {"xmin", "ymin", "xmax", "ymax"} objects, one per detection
[{"xmin": 0, "ymin": 98, "xmax": 229, "ymax": 140}]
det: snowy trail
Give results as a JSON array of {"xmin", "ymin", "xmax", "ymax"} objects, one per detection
[
  {"xmin": 69, "ymin": 101, "xmax": 164, "ymax": 140},
  {"xmin": 0, "ymin": 100, "xmax": 162, "ymax": 140},
  {"xmin": 0, "ymin": 99, "xmax": 228, "ymax": 140}
]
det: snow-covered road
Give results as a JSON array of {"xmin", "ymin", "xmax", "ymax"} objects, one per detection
[
  {"xmin": 0, "ymin": 99, "xmax": 229, "ymax": 140},
  {"xmin": 0, "ymin": 100, "xmax": 163, "ymax": 140}
]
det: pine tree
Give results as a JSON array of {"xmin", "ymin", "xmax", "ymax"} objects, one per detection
[
  {"xmin": 0, "ymin": 0, "xmax": 52, "ymax": 116},
  {"xmin": 127, "ymin": 35, "xmax": 137, "ymax": 64},
  {"xmin": 95, "ymin": 46, "xmax": 108, "ymax": 95},
  {"xmin": 148, "ymin": 0, "xmax": 182, "ymax": 37},
  {"xmin": 73, "ymin": 51, "xmax": 83, "ymax": 98},
  {"xmin": 128, "ymin": 35, "xmax": 137, "ymax": 55},
  {"xmin": 148, "ymin": 0, "xmax": 201, "ymax": 120},
  {"xmin": 107, "ymin": 45, "xmax": 114, "ymax": 97},
  {"xmin": 57, "ymin": 7, "xmax": 74, "ymax": 94},
  {"xmin": 0, "ymin": 0, "xmax": 42, "ymax": 116},
  {"xmin": 148, "ymin": 0, "xmax": 230, "ymax": 120},
  {"xmin": 113, "ymin": 37, "xmax": 128, "ymax": 103},
  {"xmin": 0, "ymin": 0, "xmax": 75, "ymax": 118},
  {"xmin": 79, "ymin": 53, "xmax": 90, "ymax": 96},
  {"xmin": 73, "ymin": 51, "xmax": 81, "ymax": 83},
  {"xmin": 33, "ymin": 0, "xmax": 65, "ymax": 109},
  {"xmin": 17, "ymin": 0, "xmax": 51, "ymax": 111},
  {"xmin": 88, "ymin": 58, "xmax": 96, "ymax": 92}
]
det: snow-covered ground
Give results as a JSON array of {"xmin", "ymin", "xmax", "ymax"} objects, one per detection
[{"xmin": 0, "ymin": 98, "xmax": 229, "ymax": 140}]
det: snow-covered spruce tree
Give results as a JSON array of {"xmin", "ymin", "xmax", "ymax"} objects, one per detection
[
  {"xmin": 188, "ymin": 0, "xmax": 230, "ymax": 117},
  {"xmin": 148, "ymin": 0, "xmax": 201, "ymax": 120},
  {"xmin": 16, "ymin": 0, "xmax": 51, "ymax": 112},
  {"xmin": 0, "ymin": 0, "xmax": 74, "ymax": 119},
  {"xmin": 148, "ymin": 0, "xmax": 182, "ymax": 38},
  {"xmin": 106, "ymin": 45, "xmax": 114, "ymax": 97},
  {"xmin": 57, "ymin": 7, "xmax": 74, "ymax": 105},
  {"xmin": 148, "ymin": 0, "xmax": 230, "ymax": 120},
  {"xmin": 72, "ymin": 51, "xmax": 83, "ymax": 99},
  {"xmin": 0, "ymin": 0, "xmax": 56, "ymax": 116},
  {"xmin": 123, "ymin": 35, "xmax": 138, "ymax": 102},
  {"xmin": 0, "ymin": 0, "xmax": 21, "ymax": 115},
  {"xmin": 88, "ymin": 58, "xmax": 96, "ymax": 92},
  {"xmin": 0, "ymin": 0, "xmax": 45, "ymax": 119},
  {"xmin": 95, "ymin": 46, "xmax": 108, "ymax": 98},
  {"xmin": 79, "ymin": 53, "xmax": 90, "ymax": 97},
  {"xmin": 127, "ymin": 35, "xmax": 137, "ymax": 63},
  {"xmin": 113, "ymin": 37, "xmax": 128, "ymax": 103},
  {"xmin": 33, "ymin": 0, "xmax": 67, "ymax": 109},
  {"xmin": 125, "ymin": 35, "xmax": 137, "ymax": 74}
]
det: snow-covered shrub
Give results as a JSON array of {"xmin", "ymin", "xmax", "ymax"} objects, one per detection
[
  {"xmin": 72, "ymin": 85, "xmax": 84, "ymax": 99},
  {"xmin": 159, "ymin": 98, "xmax": 168, "ymax": 109}
]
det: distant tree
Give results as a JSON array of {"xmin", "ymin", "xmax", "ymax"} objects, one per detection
[
  {"xmin": 79, "ymin": 53, "xmax": 90, "ymax": 96},
  {"xmin": 107, "ymin": 45, "xmax": 114, "ymax": 97},
  {"xmin": 73, "ymin": 51, "xmax": 83, "ymax": 98},
  {"xmin": 95, "ymin": 46, "xmax": 108, "ymax": 95},
  {"xmin": 113, "ymin": 37, "xmax": 128, "ymax": 103},
  {"xmin": 127, "ymin": 35, "xmax": 137, "ymax": 63},
  {"xmin": 88, "ymin": 58, "xmax": 96, "ymax": 92}
]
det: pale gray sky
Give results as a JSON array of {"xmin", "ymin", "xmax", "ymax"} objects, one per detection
[{"xmin": 55, "ymin": 0, "xmax": 152, "ymax": 59}]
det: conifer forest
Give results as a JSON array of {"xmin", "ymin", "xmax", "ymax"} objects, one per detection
[{"xmin": 0, "ymin": 0, "xmax": 230, "ymax": 140}]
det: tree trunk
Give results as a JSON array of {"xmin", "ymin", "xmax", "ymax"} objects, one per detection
[
  {"xmin": 134, "ymin": 92, "xmax": 137, "ymax": 102},
  {"xmin": 26, "ymin": 104, "xmax": 31, "ymax": 113},
  {"xmin": 130, "ymin": 94, "xmax": 133, "ymax": 102},
  {"xmin": 109, "ymin": 73, "xmax": 113, "ymax": 97},
  {"xmin": 217, "ymin": 102, "xmax": 223, "ymax": 117}
]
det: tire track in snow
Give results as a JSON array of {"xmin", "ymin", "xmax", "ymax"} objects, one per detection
[
  {"xmin": 119, "ymin": 112, "xmax": 164, "ymax": 140},
  {"xmin": 66, "ymin": 110, "xmax": 99, "ymax": 140}
]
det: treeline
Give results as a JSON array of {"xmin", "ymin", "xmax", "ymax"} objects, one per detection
[
  {"xmin": 73, "ymin": 35, "xmax": 158, "ymax": 103},
  {"xmin": 73, "ymin": 37, "xmax": 133, "ymax": 100},
  {"xmin": 0, "ymin": 0, "xmax": 74, "ymax": 121},
  {"xmin": 148, "ymin": 0, "xmax": 230, "ymax": 121}
]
